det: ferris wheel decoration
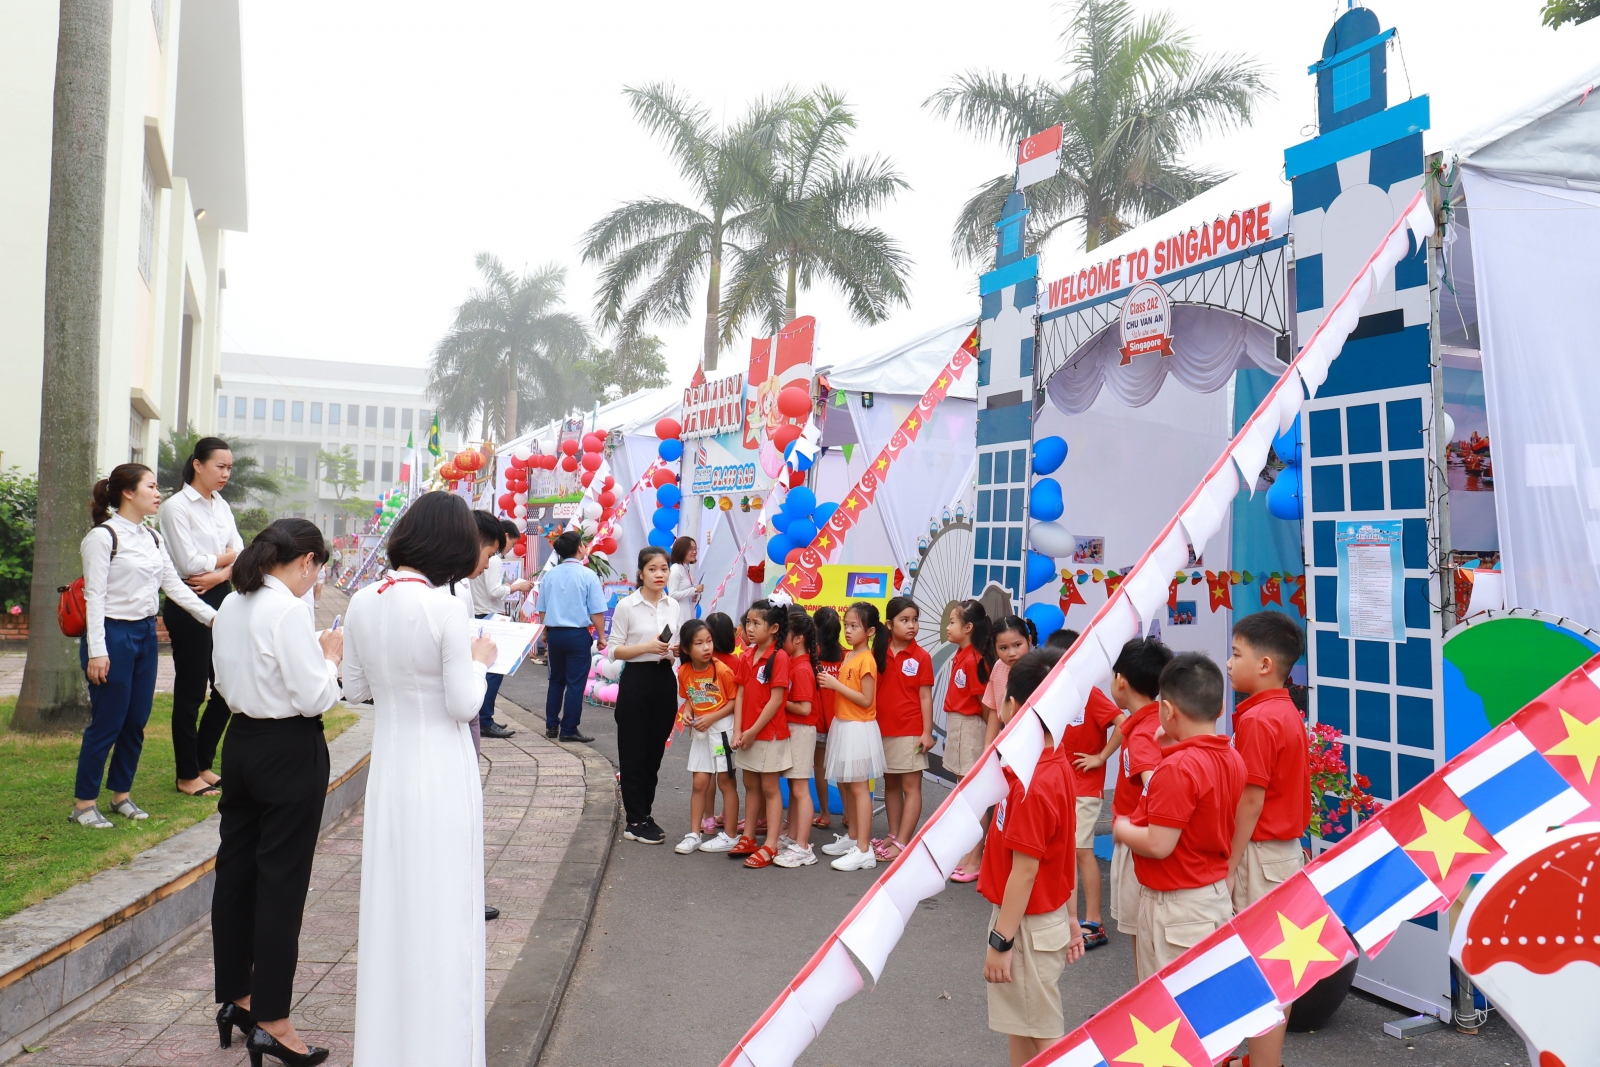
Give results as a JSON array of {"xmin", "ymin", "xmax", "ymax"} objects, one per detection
[{"xmin": 908, "ymin": 506, "xmax": 977, "ymax": 669}]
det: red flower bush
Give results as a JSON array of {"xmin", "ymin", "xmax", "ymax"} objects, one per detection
[{"xmin": 1308, "ymin": 722, "xmax": 1381, "ymax": 838}]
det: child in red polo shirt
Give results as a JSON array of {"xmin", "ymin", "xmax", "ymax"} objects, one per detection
[
  {"xmin": 729, "ymin": 602, "xmax": 792, "ymax": 869},
  {"xmin": 1106, "ymin": 638, "xmax": 1173, "ymax": 961},
  {"xmin": 941, "ymin": 600, "xmax": 994, "ymax": 779},
  {"xmin": 1226, "ymin": 610, "xmax": 1310, "ymax": 1067},
  {"xmin": 874, "ymin": 596, "xmax": 934, "ymax": 861},
  {"xmin": 979, "ymin": 646, "xmax": 1086, "ymax": 1061},
  {"xmin": 1114, "ymin": 652, "xmax": 1245, "ymax": 981}
]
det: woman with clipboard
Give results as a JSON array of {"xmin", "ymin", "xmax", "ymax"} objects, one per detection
[{"xmin": 607, "ymin": 545, "xmax": 682, "ymax": 845}]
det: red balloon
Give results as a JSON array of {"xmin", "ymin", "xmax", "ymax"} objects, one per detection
[
  {"xmin": 602, "ymin": 475, "xmax": 614, "ymax": 488},
  {"xmin": 785, "ymin": 547, "xmax": 804, "ymax": 565},
  {"xmin": 598, "ymin": 491, "xmax": 616, "ymax": 509},
  {"xmin": 655, "ymin": 417, "xmax": 681, "ymax": 440},
  {"xmin": 788, "ymin": 468, "xmax": 806, "ymax": 489},
  {"xmin": 651, "ymin": 469, "xmax": 677, "ymax": 488},
  {"xmin": 600, "ymin": 508, "xmax": 615, "ymax": 523},
  {"xmin": 542, "ymin": 454, "xmax": 558, "ymax": 470},
  {"xmin": 560, "ymin": 454, "xmax": 578, "ymax": 472},
  {"xmin": 513, "ymin": 541, "xmax": 527, "ymax": 557},
  {"xmin": 580, "ymin": 471, "xmax": 595, "ymax": 487},
  {"xmin": 560, "ymin": 439, "xmax": 579, "ymax": 456},
  {"xmin": 777, "ymin": 385, "xmax": 811, "ymax": 419},
  {"xmin": 597, "ymin": 536, "xmax": 618, "ymax": 555},
  {"xmin": 772, "ymin": 423, "xmax": 801, "ymax": 451},
  {"xmin": 582, "ymin": 433, "xmax": 603, "ymax": 452},
  {"xmin": 498, "ymin": 493, "xmax": 515, "ymax": 511},
  {"xmin": 580, "ymin": 451, "xmax": 602, "ymax": 471}
]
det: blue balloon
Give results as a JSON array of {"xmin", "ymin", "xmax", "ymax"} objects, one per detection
[
  {"xmin": 766, "ymin": 534, "xmax": 794, "ymax": 565},
  {"xmin": 655, "ymin": 483, "xmax": 682, "ymax": 508},
  {"xmin": 1030, "ymin": 477, "xmax": 1064, "ymax": 522},
  {"xmin": 658, "ymin": 438, "xmax": 684, "ymax": 462},
  {"xmin": 647, "ymin": 528, "xmax": 676, "ymax": 549},
  {"xmin": 1032, "ymin": 435, "xmax": 1068, "ymax": 476},
  {"xmin": 769, "ymin": 507, "xmax": 792, "ymax": 534},
  {"xmin": 1025, "ymin": 550, "xmax": 1057, "ymax": 593},
  {"xmin": 813, "ymin": 501, "xmax": 838, "ymax": 529},
  {"xmin": 1265, "ymin": 463, "xmax": 1303, "ymax": 521},
  {"xmin": 785, "ymin": 486, "xmax": 816, "ymax": 517},
  {"xmin": 1271, "ymin": 414, "xmax": 1302, "ymax": 468},
  {"xmin": 787, "ymin": 518, "xmax": 819, "ymax": 548},
  {"xmin": 652, "ymin": 507, "xmax": 678, "ymax": 531},
  {"xmin": 1024, "ymin": 602, "xmax": 1066, "ymax": 639},
  {"xmin": 783, "ymin": 439, "xmax": 814, "ymax": 472}
]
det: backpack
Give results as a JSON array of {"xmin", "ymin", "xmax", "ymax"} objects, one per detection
[{"xmin": 57, "ymin": 525, "xmax": 162, "ymax": 638}]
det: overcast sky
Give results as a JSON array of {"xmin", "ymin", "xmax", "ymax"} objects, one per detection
[{"xmin": 221, "ymin": 0, "xmax": 1597, "ymax": 385}]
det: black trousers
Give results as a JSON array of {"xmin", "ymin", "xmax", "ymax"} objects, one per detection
[
  {"xmin": 614, "ymin": 659, "xmax": 678, "ymax": 825},
  {"xmin": 212, "ymin": 714, "xmax": 328, "ymax": 1021},
  {"xmin": 167, "ymin": 582, "xmax": 233, "ymax": 780}
]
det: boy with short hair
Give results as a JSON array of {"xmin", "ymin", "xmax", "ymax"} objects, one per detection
[
  {"xmin": 1106, "ymin": 638, "xmax": 1173, "ymax": 962},
  {"xmin": 1114, "ymin": 652, "xmax": 1246, "ymax": 981},
  {"xmin": 980, "ymin": 647, "xmax": 1086, "ymax": 1066},
  {"xmin": 1226, "ymin": 611, "xmax": 1310, "ymax": 1067}
]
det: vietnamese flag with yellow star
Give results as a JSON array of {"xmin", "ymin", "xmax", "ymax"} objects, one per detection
[
  {"xmin": 1377, "ymin": 774, "xmax": 1502, "ymax": 908},
  {"xmin": 1082, "ymin": 979, "xmax": 1209, "ymax": 1067},
  {"xmin": 1510, "ymin": 659, "xmax": 1600, "ymax": 819},
  {"xmin": 1231, "ymin": 871, "xmax": 1356, "ymax": 1007}
]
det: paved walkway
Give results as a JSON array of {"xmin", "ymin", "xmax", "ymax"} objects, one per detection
[
  {"xmin": 0, "ymin": 654, "xmax": 175, "ymax": 700},
  {"xmin": 6, "ymin": 701, "xmax": 587, "ymax": 1067}
]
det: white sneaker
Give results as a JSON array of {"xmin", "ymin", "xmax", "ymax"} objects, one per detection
[
  {"xmin": 773, "ymin": 844, "xmax": 817, "ymax": 868},
  {"xmin": 674, "ymin": 832, "xmax": 702, "ymax": 855},
  {"xmin": 820, "ymin": 833, "xmax": 856, "ymax": 857},
  {"xmin": 830, "ymin": 845, "xmax": 878, "ymax": 871},
  {"xmin": 779, "ymin": 834, "xmax": 797, "ymax": 851},
  {"xmin": 698, "ymin": 831, "xmax": 739, "ymax": 853}
]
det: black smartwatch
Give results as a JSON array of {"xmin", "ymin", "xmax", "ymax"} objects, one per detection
[{"xmin": 988, "ymin": 927, "xmax": 1015, "ymax": 952}]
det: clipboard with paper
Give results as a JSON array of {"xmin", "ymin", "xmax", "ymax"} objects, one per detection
[{"xmin": 474, "ymin": 617, "xmax": 544, "ymax": 675}]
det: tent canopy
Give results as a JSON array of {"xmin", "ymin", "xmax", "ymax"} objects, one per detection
[{"xmin": 816, "ymin": 318, "xmax": 977, "ymax": 400}]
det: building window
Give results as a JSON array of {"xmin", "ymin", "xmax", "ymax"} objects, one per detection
[
  {"xmin": 294, "ymin": 454, "xmax": 308, "ymax": 479},
  {"xmin": 217, "ymin": 395, "xmax": 227, "ymax": 419},
  {"xmin": 235, "ymin": 397, "xmax": 246, "ymax": 419},
  {"xmin": 292, "ymin": 401, "xmax": 304, "ymax": 423},
  {"xmin": 253, "ymin": 398, "xmax": 266, "ymax": 419},
  {"xmin": 328, "ymin": 403, "xmax": 339, "ymax": 426},
  {"xmin": 1332, "ymin": 53, "xmax": 1371, "ymax": 111},
  {"xmin": 138, "ymin": 159, "xmax": 156, "ymax": 284},
  {"xmin": 383, "ymin": 407, "xmax": 396, "ymax": 430},
  {"xmin": 366, "ymin": 405, "xmax": 378, "ymax": 428},
  {"xmin": 310, "ymin": 402, "xmax": 322, "ymax": 424},
  {"xmin": 273, "ymin": 399, "xmax": 285, "ymax": 421},
  {"xmin": 401, "ymin": 408, "xmax": 413, "ymax": 431},
  {"xmin": 420, "ymin": 409, "xmax": 433, "ymax": 432},
  {"xmin": 129, "ymin": 407, "xmax": 147, "ymax": 463},
  {"xmin": 381, "ymin": 446, "xmax": 394, "ymax": 483},
  {"xmin": 363, "ymin": 445, "xmax": 376, "ymax": 483}
]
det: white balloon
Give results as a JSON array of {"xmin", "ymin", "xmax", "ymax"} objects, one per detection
[
  {"xmin": 512, "ymin": 504, "xmax": 528, "ymax": 518},
  {"xmin": 512, "ymin": 517, "xmax": 527, "ymax": 532},
  {"xmin": 513, "ymin": 447, "xmax": 531, "ymax": 464},
  {"xmin": 580, "ymin": 498, "xmax": 603, "ymax": 521},
  {"xmin": 579, "ymin": 518, "xmax": 598, "ymax": 535},
  {"xmin": 1442, "ymin": 410, "xmax": 1456, "ymax": 443},
  {"xmin": 1030, "ymin": 519, "xmax": 1076, "ymax": 558},
  {"xmin": 513, "ymin": 492, "xmax": 527, "ymax": 505},
  {"xmin": 601, "ymin": 656, "xmax": 624, "ymax": 680}
]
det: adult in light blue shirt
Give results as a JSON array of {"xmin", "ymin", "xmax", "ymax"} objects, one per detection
[{"xmin": 533, "ymin": 530, "xmax": 607, "ymax": 740}]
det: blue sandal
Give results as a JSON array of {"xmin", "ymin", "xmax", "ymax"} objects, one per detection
[{"xmin": 1081, "ymin": 920, "xmax": 1108, "ymax": 950}]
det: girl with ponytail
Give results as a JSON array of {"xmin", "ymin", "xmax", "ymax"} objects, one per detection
[
  {"xmin": 817, "ymin": 602, "xmax": 886, "ymax": 871},
  {"xmin": 872, "ymin": 595, "xmax": 934, "ymax": 861},
  {"xmin": 941, "ymin": 600, "xmax": 994, "ymax": 781},
  {"xmin": 71, "ymin": 464, "xmax": 217, "ymax": 830}
]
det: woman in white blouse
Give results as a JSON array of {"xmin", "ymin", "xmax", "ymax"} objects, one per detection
[
  {"xmin": 209, "ymin": 519, "xmax": 342, "ymax": 1067},
  {"xmin": 158, "ymin": 436, "xmax": 244, "ymax": 798},
  {"xmin": 608, "ymin": 545, "xmax": 683, "ymax": 844},
  {"xmin": 344, "ymin": 492, "xmax": 496, "ymax": 1067},
  {"xmin": 70, "ymin": 464, "xmax": 217, "ymax": 829},
  {"xmin": 667, "ymin": 535, "xmax": 703, "ymax": 611}
]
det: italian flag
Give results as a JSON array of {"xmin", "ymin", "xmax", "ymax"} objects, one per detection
[{"xmin": 399, "ymin": 431, "xmax": 414, "ymax": 486}]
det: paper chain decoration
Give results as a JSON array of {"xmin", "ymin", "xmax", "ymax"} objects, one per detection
[
  {"xmin": 775, "ymin": 328, "xmax": 979, "ymax": 598},
  {"xmin": 721, "ymin": 189, "xmax": 1439, "ymax": 1067}
]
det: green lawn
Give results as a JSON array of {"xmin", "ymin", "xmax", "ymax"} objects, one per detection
[{"xmin": 0, "ymin": 695, "xmax": 358, "ymax": 922}]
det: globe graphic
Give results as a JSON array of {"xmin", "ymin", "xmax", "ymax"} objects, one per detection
[{"xmin": 1443, "ymin": 612, "xmax": 1599, "ymax": 759}]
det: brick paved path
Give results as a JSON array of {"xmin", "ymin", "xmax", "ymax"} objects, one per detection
[{"xmin": 8, "ymin": 701, "xmax": 585, "ymax": 1067}]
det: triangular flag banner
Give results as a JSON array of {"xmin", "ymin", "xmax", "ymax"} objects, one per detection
[{"xmin": 841, "ymin": 443, "xmax": 854, "ymax": 462}]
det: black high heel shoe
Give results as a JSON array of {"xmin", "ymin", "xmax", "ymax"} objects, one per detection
[
  {"xmin": 245, "ymin": 1025, "xmax": 329, "ymax": 1067},
  {"xmin": 216, "ymin": 1002, "xmax": 256, "ymax": 1049}
]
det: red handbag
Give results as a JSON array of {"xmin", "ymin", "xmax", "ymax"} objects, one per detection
[{"xmin": 57, "ymin": 526, "xmax": 120, "ymax": 638}]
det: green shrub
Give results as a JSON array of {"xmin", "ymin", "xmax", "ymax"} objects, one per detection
[{"xmin": 0, "ymin": 468, "xmax": 38, "ymax": 612}]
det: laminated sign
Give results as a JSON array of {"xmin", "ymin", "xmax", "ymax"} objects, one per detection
[{"xmin": 1118, "ymin": 280, "xmax": 1173, "ymax": 365}]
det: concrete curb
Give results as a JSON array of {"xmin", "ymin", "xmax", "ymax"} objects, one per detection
[
  {"xmin": 485, "ymin": 703, "xmax": 618, "ymax": 1067},
  {"xmin": 0, "ymin": 706, "xmax": 373, "ymax": 1063}
]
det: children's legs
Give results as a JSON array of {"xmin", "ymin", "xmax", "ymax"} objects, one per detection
[
  {"xmin": 883, "ymin": 773, "xmax": 904, "ymax": 840},
  {"xmin": 1246, "ymin": 1023, "xmax": 1287, "ymax": 1067},
  {"xmin": 760, "ymin": 773, "xmax": 784, "ymax": 849},
  {"xmin": 895, "ymin": 771, "xmax": 923, "ymax": 844},
  {"xmin": 742, "ymin": 770, "xmax": 762, "ymax": 835},
  {"xmin": 1077, "ymin": 848, "xmax": 1102, "ymax": 924},
  {"xmin": 690, "ymin": 772, "xmax": 711, "ymax": 832},
  {"xmin": 717, "ymin": 772, "xmax": 740, "ymax": 835},
  {"xmin": 1008, "ymin": 1036, "xmax": 1050, "ymax": 1067},
  {"xmin": 848, "ymin": 781, "xmax": 873, "ymax": 851},
  {"xmin": 813, "ymin": 745, "xmax": 829, "ymax": 827},
  {"xmin": 788, "ymin": 776, "xmax": 813, "ymax": 849}
]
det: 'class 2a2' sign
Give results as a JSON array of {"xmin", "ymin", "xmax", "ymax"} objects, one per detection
[{"xmin": 1118, "ymin": 281, "xmax": 1173, "ymax": 366}]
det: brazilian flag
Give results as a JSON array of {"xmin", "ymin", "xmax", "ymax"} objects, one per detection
[{"xmin": 427, "ymin": 413, "xmax": 442, "ymax": 458}]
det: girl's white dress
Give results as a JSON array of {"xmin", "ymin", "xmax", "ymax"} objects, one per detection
[{"xmin": 345, "ymin": 572, "xmax": 488, "ymax": 1067}]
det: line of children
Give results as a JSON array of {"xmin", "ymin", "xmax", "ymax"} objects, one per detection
[{"xmin": 674, "ymin": 619, "xmax": 742, "ymax": 855}]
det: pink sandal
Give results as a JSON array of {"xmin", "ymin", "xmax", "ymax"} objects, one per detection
[
  {"xmin": 872, "ymin": 835, "xmax": 902, "ymax": 861},
  {"xmin": 949, "ymin": 865, "xmax": 979, "ymax": 883}
]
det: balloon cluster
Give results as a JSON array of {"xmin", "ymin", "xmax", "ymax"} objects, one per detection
[
  {"xmin": 649, "ymin": 418, "xmax": 684, "ymax": 549},
  {"xmin": 376, "ymin": 487, "xmax": 405, "ymax": 532},
  {"xmin": 758, "ymin": 384, "xmax": 813, "ymax": 481},
  {"xmin": 1265, "ymin": 415, "xmax": 1303, "ymax": 521},
  {"xmin": 766, "ymin": 485, "xmax": 839, "ymax": 565},
  {"xmin": 584, "ymin": 655, "xmax": 620, "ymax": 705}
]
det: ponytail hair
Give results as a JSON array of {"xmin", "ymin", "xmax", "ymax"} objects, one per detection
[
  {"xmin": 91, "ymin": 463, "xmax": 152, "ymax": 524},
  {"xmin": 813, "ymin": 606, "xmax": 844, "ymax": 663},
  {"xmin": 954, "ymin": 599, "xmax": 994, "ymax": 685},
  {"xmin": 786, "ymin": 609, "xmax": 818, "ymax": 665},
  {"xmin": 744, "ymin": 600, "xmax": 788, "ymax": 649},
  {"xmin": 848, "ymin": 601, "xmax": 886, "ymax": 673},
  {"xmin": 993, "ymin": 614, "xmax": 1038, "ymax": 649},
  {"xmin": 184, "ymin": 437, "xmax": 231, "ymax": 485},
  {"xmin": 705, "ymin": 611, "xmax": 737, "ymax": 656},
  {"xmin": 233, "ymin": 518, "xmax": 328, "ymax": 594}
]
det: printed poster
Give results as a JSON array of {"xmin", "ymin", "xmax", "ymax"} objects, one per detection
[
  {"xmin": 1336, "ymin": 520, "xmax": 1406, "ymax": 641},
  {"xmin": 689, "ymin": 431, "xmax": 775, "ymax": 496},
  {"xmin": 789, "ymin": 564, "xmax": 895, "ymax": 628}
]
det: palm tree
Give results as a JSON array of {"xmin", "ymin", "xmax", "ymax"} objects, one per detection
[
  {"xmin": 925, "ymin": 0, "xmax": 1270, "ymax": 261},
  {"xmin": 588, "ymin": 333, "xmax": 670, "ymax": 402},
  {"xmin": 580, "ymin": 84, "xmax": 794, "ymax": 372},
  {"xmin": 721, "ymin": 88, "xmax": 913, "ymax": 340},
  {"xmin": 427, "ymin": 254, "xmax": 590, "ymax": 443}
]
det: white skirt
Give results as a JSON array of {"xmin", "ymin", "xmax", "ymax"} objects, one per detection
[{"xmin": 825, "ymin": 719, "xmax": 886, "ymax": 783}]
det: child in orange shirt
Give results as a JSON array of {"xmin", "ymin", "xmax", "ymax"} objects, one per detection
[
  {"xmin": 701, "ymin": 611, "xmax": 742, "ymax": 835},
  {"xmin": 674, "ymin": 619, "xmax": 742, "ymax": 855},
  {"xmin": 818, "ymin": 602, "xmax": 886, "ymax": 872},
  {"xmin": 1226, "ymin": 610, "xmax": 1310, "ymax": 1067}
]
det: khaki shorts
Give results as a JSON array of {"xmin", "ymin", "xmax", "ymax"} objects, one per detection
[
  {"xmin": 1109, "ymin": 840, "xmax": 1141, "ymax": 935},
  {"xmin": 942, "ymin": 713, "xmax": 988, "ymax": 776},
  {"xmin": 1232, "ymin": 837, "xmax": 1306, "ymax": 912},
  {"xmin": 1074, "ymin": 795, "xmax": 1102, "ymax": 850},
  {"xmin": 783, "ymin": 724, "xmax": 817, "ymax": 779},
  {"xmin": 986, "ymin": 902, "xmax": 1072, "ymax": 1040},
  {"xmin": 736, "ymin": 738, "xmax": 793, "ymax": 774},
  {"xmin": 882, "ymin": 733, "xmax": 928, "ymax": 774},
  {"xmin": 1136, "ymin": 880, "xmax": 1231, "ymax": 981}
]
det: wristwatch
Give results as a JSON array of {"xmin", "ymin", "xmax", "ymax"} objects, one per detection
[{"xmin": 988, "ymin": 927, "xmax": 1015, "ymax": 953}]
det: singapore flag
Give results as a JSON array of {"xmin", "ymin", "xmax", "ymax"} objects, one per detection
[{"xmin": 1016, "ymin": 124, "xmax": 1063, "ymax": 189}]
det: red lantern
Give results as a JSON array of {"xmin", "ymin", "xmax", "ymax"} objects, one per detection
[
  {"xmin": 437, "ymin": 461, "xmax": 460, "ymax": 482},
  {"xmin": 598, "ymin": 490, "xmax": 616, "ymax": 509},
  {"xmin": 513, "ymin": 541, "xmax": 527, "ymax": 557},
  {"xmin": 655, "ymin": 417, "xmax": 681, "ymax": 440},
  {"xmin": 580, "ymin": 451, "xmax": 602, "ymax": 471},
  {"xmin": 580, "ymin": 471, "xmax": 595, "ymax": 487},
  {"xmin": 560, "ymin": 455, "xmax": 578, "ymax": 472},
  {"xmin": 560, "ymin": 439, "xmax": 579, "ymax": 456},
  {"xmin": 777, "ymin": 385, "xmax": 811, "ymax": 419},
  {"xmin": 453, "ymin": 449, "xmax": 484, "ymax": 473},
  {"xmin": 651, "ymin": 469, "xmax": 677, "ymax": 488},
  {"xmin": 772, "ymin": 423, "xmax": 801, "ymax": 452}
]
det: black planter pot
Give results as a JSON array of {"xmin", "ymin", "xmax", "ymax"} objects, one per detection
[{"xmin": 1286, "ymin": 955, "xmax": 1359, "ymax": 1031}]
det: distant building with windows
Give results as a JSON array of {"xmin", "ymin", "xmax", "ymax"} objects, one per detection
[{"xmin": 217, "ymin": 353, "xmax": 461, "ymax": 534}]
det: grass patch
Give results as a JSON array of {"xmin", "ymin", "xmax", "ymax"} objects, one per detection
[{"xmin": 0, "ymin": 695, "xmax": 360, "ymax": 922}]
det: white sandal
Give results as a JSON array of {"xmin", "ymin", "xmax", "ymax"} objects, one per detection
[{"xmin": 69, "ymin": 805, "xmax": 114, "ymax": 829}]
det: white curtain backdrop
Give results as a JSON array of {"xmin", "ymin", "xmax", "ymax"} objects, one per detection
[
  {"xmin": 842, "ymin": 395, "xmax": 978, "ymax": 568},
  {"xmin": 1045, "ymin": 304, "xmax": 1283, "ymax": 414},
  {"xmin": 1463, "ymin": 169, "xmax": 1600, "ymax": 625}
]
